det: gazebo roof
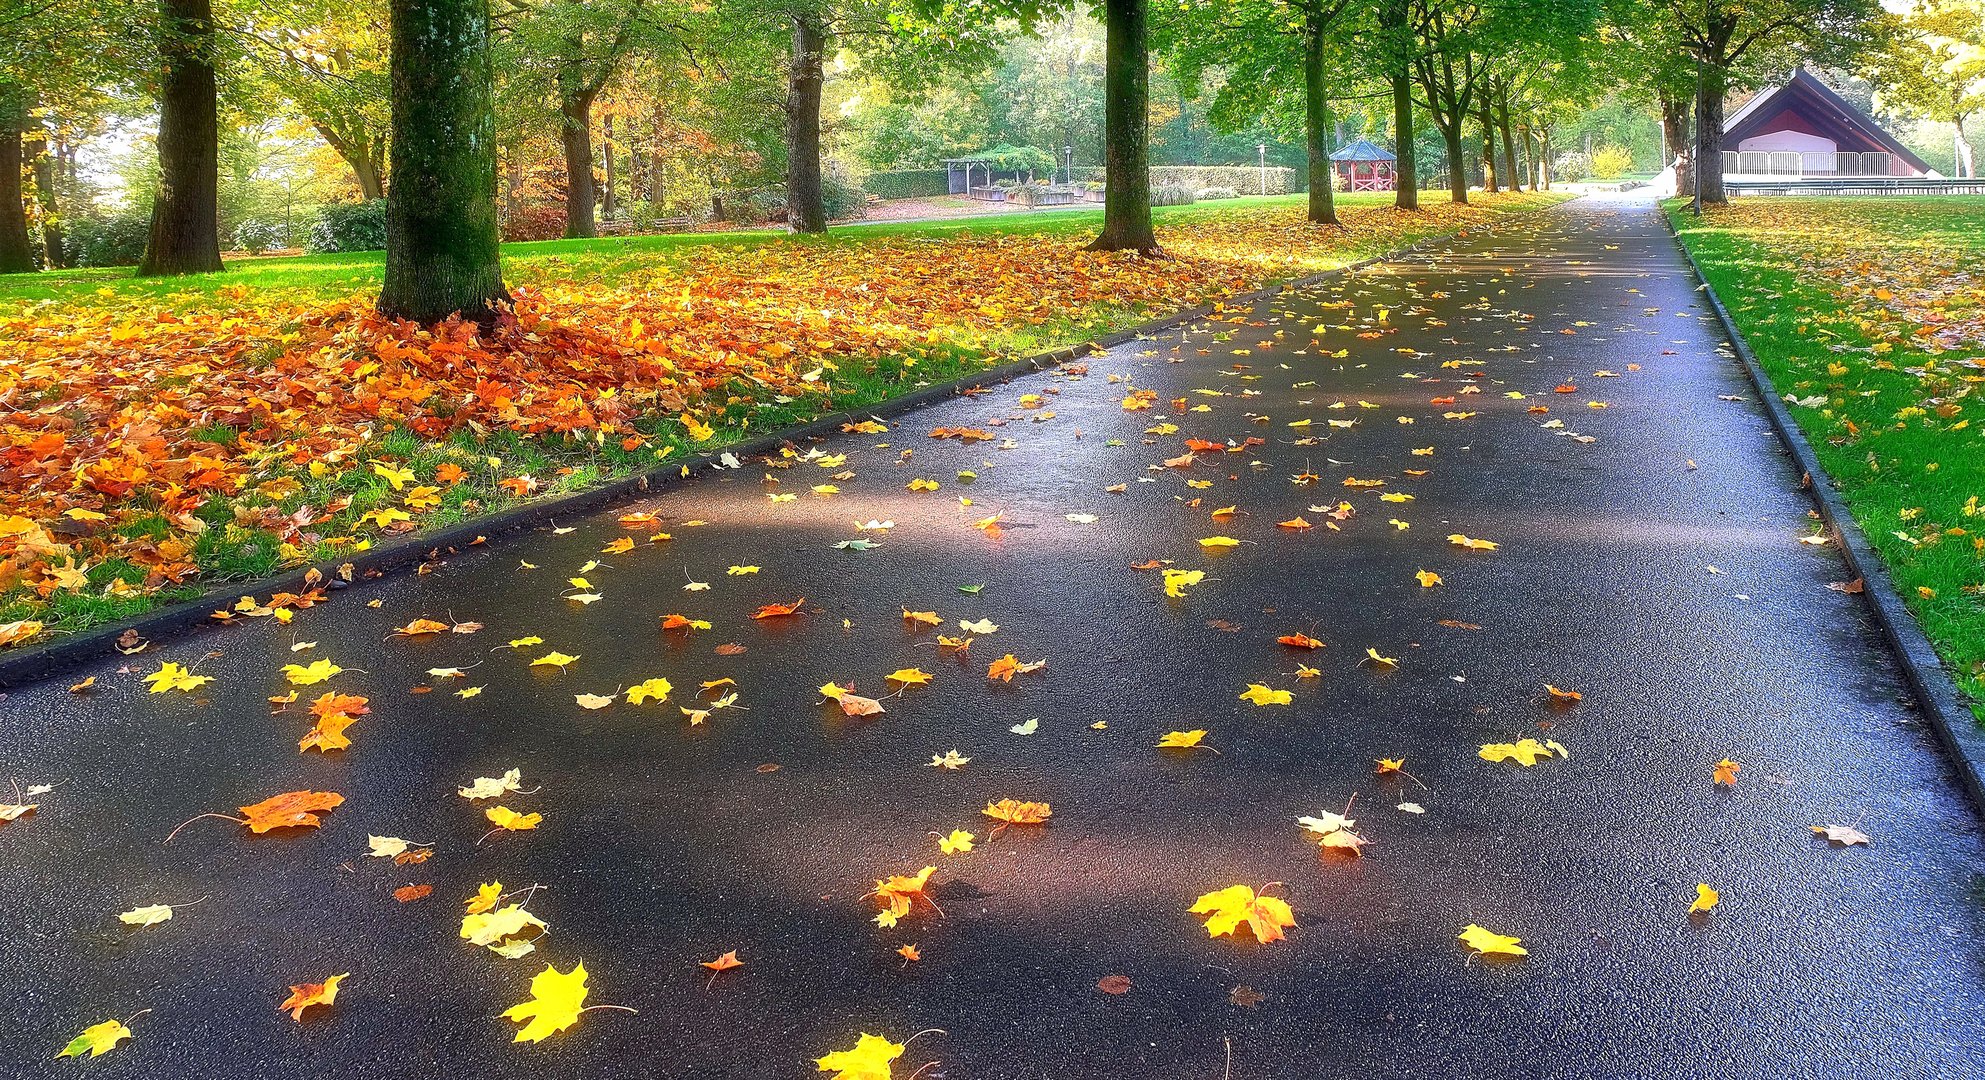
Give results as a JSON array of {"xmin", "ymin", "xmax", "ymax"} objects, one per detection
[{"xmin": 1329, "ymin": 138, "xmax": 1396, "ymax": 163}]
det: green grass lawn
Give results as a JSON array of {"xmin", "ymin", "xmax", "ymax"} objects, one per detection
[{"xmin": 1668, "ymin": 197, "xmax": 1985, "ymax": 721}]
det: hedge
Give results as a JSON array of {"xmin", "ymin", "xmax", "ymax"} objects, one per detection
[
  {"xmin": 864, "ymin": 169, "xmax": 950, "ymax": 200},
  {"xmin": 1073, "ymin": 164, "xmax": 1298, "ymax": 195}
]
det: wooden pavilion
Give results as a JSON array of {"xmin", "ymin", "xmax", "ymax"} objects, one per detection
[{"xmin": 1329, "ymin": 139, "xmax": 1397, "ymax": 191}]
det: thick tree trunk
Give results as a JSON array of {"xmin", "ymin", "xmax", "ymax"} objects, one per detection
[
  {"xmin": 1539, "ymin": 128, "xmax": 1552, "ymax": 189},
  {"xmin": 1697, "ymin": 61, "xmax": 1728, "ymax": 205},
  {"xmin": 785, "ymin": 11, "xmax": 827, "ymax": 235},
  {"xmin": 0, "ymin": 125, "xmax": 35, "ymax": 273},
  {"xmin": 139, "ymin": 0, "xmax": 223, "ymax": 276},
  {"xmin": 1088, "ymin": 0, "xmax": 1159, "ymax": 253},
  {"xmin": 1659, "ymin": 88, "xmax": 1691, "ymax": 195},
  {"xmin": 601, "ymin": 113, "xmax": 616, "ymax": 220},
  {"xmin": 378, "ymin": 0, "xmax": 509, "ymax": 326},
  {"xmin": 1496, "ymin": 88, "xmax": 1520, "ymax": 192},
  {"xmin": 1392, "ymin": 71, "xmax": 1417, "ymax": 209},
  {"xmin": 27, "ymin": 132, "xmax": 62, "ymax": 266},
  {"xmin": 1302, "ymin": 23, "xmax": 1335, "ymax": 226},
  {"xmin": 1477, "ymin": 87, "xmax": 1497, "ymax": 193},
  {"xmin": 560, "ymin": 68, "xmax": 598, "ymax": 238}
]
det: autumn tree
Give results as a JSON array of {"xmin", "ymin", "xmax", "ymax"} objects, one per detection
[
  {"xmin": 0, "ymin": 84, "xmax": 33, "ymax": 273},
  {"xmin": 249, "ymin": 0, "xmax": 394, "ymax": 200},
  {"xmin": 1865, "ymin": 0, "xmax": 1985, "ymax": 178},
  {"xmin": 1657, "ymin": 0, "xmax": 1886, "ymax": 203},
  {"xmin": 378, "ymin": 0, "xmax": 510, "ymax": 325},
  {"xmin": 139, "ymin": 0, "xmax": 225, "ymax": 275},
  {"xmin": 1154, "ymin": 0, "xmax": 1367, "ymax": 225}
]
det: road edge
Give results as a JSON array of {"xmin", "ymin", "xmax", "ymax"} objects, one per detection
[
  {"xmin": 1663, "ymin": 203, "xmax": 1985, "ymax": 814},
  {"xmin": 0, "ymin": 208, "xmax": 1537, "ymax": 690}
]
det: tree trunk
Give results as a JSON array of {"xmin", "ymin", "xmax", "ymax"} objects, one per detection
[
  {"xmin": 1441, "ymin": 118, "xmax": 1467, "ymax": 204},
  {"xmin": 785, "ymin": 11, "xmax": 827, "ymax": 235},
  {"xmin": 601, "ymin": 112, "xmax": 617, "ymax": 220},
  {"xmin": 378, "ymin": 0, "xmax": 509, "ymax": 326},
  {"xmin": 559, "ymin": 65, "xmax": 598, "ymax": 238},
  {"xmin": 1088, "ymin": 0, "xmax": 1159, "ymax": 253},
  {"xmin": 1496, "ymin": 87, "xmax": 1520, "ymax": 192},
  {"xmin": 0, "ymin": 124, "xmax": 35, "ymax": 273},
  {"xmin": 1392, "ymin": 71, "xmax": 1416, "ymax": 209},
  {"xmin": 1660, "ymin": 88, "xmax": 1691, "ymax": 195},
  {"xmin": 312, "ymin": 122, "xmax": 386, "ymax": 200},
  {"xmin": 1302, "ymin": 21, "xmax": 1336, "ymax": 226},
  {"xmin": 1539, "ymin": 128, "xmax": 1552, "ymax": 189},
  {"xmin": 1697, "ymin": 61, "xmax": 1727, "ymax": 205},
  {"xmin": 1477, "ymin": 85, "xmax": 1497, "ymax": 193},
  {"xmin": 26, "ymin": 130, "xmax": 62, "ymax": 266},
  {"xmin": 139, "ymin": 0, "xmax": 223, "ymax": 276}
]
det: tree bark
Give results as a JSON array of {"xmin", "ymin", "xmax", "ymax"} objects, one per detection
[
  {"xmin": 785, "ymin": 11, "xmax": 827, "ymax": 234},
  {"xmin": 1697, "ymin": 61, "xmax": 1727, "ymax": 204},
  {"xmin": 0, "ymin": 124, "xmax": 35, "ymax": 273},
  {"xmin": 1440, "ymin": 119, "xmax": 1466, "ymax": 204},
  {"xmin": 378, "ymin": 0, "xmax": 509, "ymax": 326},
  {"xmin": 26, "ymin": 130, "xmax": 63, "ymax": 266},
  {"xmin": 1392, "ymin": 71, "xmax": 1416, "ymax": 209},
  {"xmin": 311, "ymin": 121, "xmax": 386, "ymax": 200},
  {"xmin": 1539, "ymin": 128, "xmax": 1552, "ymax": 189},
  {"xmin": 1659, "ymin": 87, "xmax": 1691, "ymax": 195},
  {"xmin": 1302, "ymin": 19, "xmax": 1336, "ymax": 226},
  {"xmin": 1477, "ymin": 83, "xmax": 1497, "ymax": 193},
  {"xmin": 559, "ymin": 63, "xmax": 599, "ymax": 238},
  {"xmin": 601, "ymin": 112, "xmax": 616, "ymax": 220},
  {"xmin": 1088, "ymin": 0, "xmax": 1159, "ymax": 253},
  {"xmin": 138, "ymin": 0, "xmax": 223, "ymax": 276},
  {"xmin": 1495, "ymin": 85, "xmax": 1520, "ymax": 192}
]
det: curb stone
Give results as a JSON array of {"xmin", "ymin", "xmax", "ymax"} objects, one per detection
[
  {"xmin": 0, "ymin": 205, "xmax": 1538, "ymax": 690},
  {"xmin": 1664, "ymin": 205, "xmax": 1985, "ymax": 815}
]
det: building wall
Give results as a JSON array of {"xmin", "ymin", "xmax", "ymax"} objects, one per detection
[{"xmin": 1738, "ymin": 129, "xmax": 1837, "ymax": 155}]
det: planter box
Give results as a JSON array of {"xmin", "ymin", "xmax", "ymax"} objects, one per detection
[{"xmin": 968, "ymin": 186, "xmax": 1009, "ymax": 202}]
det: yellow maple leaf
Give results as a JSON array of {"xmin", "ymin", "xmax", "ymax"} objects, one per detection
[
  {"xmin": 465, "ymin": 882, "xmax": 503, "ymax": 916},
  {"xmin": 1447, "ymin": 533, "xmax": 1499, "ymax": 551},
  {"xmin": 1157, "ymin": 729, "xmax": 1209, "ymax": 749},
  {"xmin": 281, "ymin": 658, "xmax": 343, "ymax": 685},
  {"xmin": 1162, "ymin": 569, "xmax": 1205, "ymax": 597},
  {"xmin": 1238, "ymin": 683, "xmax": 1291, "ymax": 706},
  {"xmin": 1198, "ymin": 536, "xmax": 1242, "ymax": 549},
  {"xmin": 1364, "ymin": 647, "xmax": 1399, "ymax": 667},
  {"xmin": 56, "ymin": 1019, "xmax": 133, "ymax": 1059},
  {"xmin": 501, "ymin": 962, "xmax": 589, "ymax": 1043},
  {"xmin": 886, "ymin": 668, "xmax": 933, "ymax": 687},
  {"xmin": 1690, "ymin": 883, "xmax": 1720, "ymax": 914},
  {"xmin": 530, "ymin": 651, "xmax": 579, "ymax": 669},
  {"xmin": 626, "ymin": 677, "xmax": 673, "ymax": 705},
  {"xmin": 815, "ymin": 1032, "xmax": 906, "ymax": 1080},
  {"xmin": 485, "ymin": 806, "xmax": 543, "ymax": 831},
  {"xmin": 1189, "ymin": 884, "xmax": 1296, "ymax": 943},
  {"xmin": 1458, "ymin": 924, "xmax": 1527, "ymax": 957},
  {"xmin": 1415, "ymin": 570, "xmax": 1443, "ymax": 588},
  {"xmin": 937, "ymin": 829, "xmax": 975, "ymax": 854},
  {"xmin": 144, "ymin": 661, "xmax": 211, "ymax": 694},
  {"xmin": 1478, "ymin": 738, "xmax": 1567, "ymax": 766}
]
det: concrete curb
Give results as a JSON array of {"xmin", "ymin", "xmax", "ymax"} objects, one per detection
[
  {"xmin": 1664, "ymin": 205, "xmax": 1985, "ymax": 814},
  {"xmin": 0, "ymin": 208, "xmax": 1520, "ymax": 691}
]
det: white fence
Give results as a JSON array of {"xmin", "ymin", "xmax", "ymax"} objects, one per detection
[{"xmin": 1721, "ymin": 150, "xmax": 1895, "ymax": 177}]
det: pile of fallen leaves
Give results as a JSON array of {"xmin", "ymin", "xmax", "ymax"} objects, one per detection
[{"xmin": 0, "ymin": 197, "xmax": 1557, "ymax": 642}]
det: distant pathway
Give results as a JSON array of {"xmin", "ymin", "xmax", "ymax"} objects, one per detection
[{"xmin": 4, "ymin": 192, "xmax": 1982, "ymax": 1080}]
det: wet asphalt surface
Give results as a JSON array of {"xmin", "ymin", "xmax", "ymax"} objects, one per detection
[{"xmin": 4, "ymin": 192, "xmax": 1984, "ymax": 1080}]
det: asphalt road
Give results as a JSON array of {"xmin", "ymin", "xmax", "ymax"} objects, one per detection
[{"xmin": 4, "ymin": 191, "xmax": 1983, "ymax": 1080}]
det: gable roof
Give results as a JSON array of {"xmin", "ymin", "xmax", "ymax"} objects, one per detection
[
  {"xmin": 1724, "ymin": 68, "xmax": 1931, "ymax": 174},
  {"xmin": 1329, "ymin": 138, "xmax": 1395, "ymax": 163}
]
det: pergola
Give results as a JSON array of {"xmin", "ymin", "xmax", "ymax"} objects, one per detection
[{"xmin": 1329, "ymin": 139, "xmax": 1398, "ymax": 192}]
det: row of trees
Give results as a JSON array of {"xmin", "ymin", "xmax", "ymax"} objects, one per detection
[{"xmin": 4, "ymin": 0, "xmax": 1976, "ymax": 316}]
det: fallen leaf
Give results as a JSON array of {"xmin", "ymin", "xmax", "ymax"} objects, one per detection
[
  {"xmin": 1189, "ymin": 884, "xmax": 1296, "ymax": 943},
  {"xmin": 279, "ymin": 973, "xmax": 347, "ymax": 1021}
]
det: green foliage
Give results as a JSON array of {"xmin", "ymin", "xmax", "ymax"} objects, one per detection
[
  {"xmin": 233, "ymin": 219, "xmax": 286, "ymax": 254},
  {"xmin": 64, "ymin": 207, "xmax": 152, "ymax": 268},
  {"xmin": 864, "ymin": 169, "xmax": 952, "ymax": 199},
  {"xmin": 1589, "ymin": 145, "xmax": 1634, "ymax": 179},
  {"xmin": 308, "ymin": 199, "xmax": 388, "ymax": 253},
  {"xmin": 1149, "ymin": 183, "xmax": 1197, "ymax": 207},
  {"xmin": 978, "ymin": 142, "xmax": 1058, "ymax": 174},
  {"xmin": 1553, "ymin": 151, "xmax": 1591, "ymax": 183}
]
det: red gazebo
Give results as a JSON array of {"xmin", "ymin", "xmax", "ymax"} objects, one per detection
[{"xmin": 1329, "ymin": 139, "xmax": 1397, "ymax": 191}]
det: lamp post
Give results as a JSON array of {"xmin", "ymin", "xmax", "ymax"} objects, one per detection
[
  {"xmin": 1257, "ymin": 142, "xmax": 1267, "ymax": 195},
  {"xmin": 1064, "ymin": 144, "xmax": 1073, "ymax": 185}
]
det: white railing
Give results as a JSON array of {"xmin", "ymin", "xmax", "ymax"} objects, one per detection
[{"xmin": 1722, "ymin": 150, "xmax": 1892, "ymax": 177}]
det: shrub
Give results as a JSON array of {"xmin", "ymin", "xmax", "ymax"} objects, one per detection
[
  {"xmin": 501, "ymin": 204, "xmax": 567, "ymax": 243},
  {"xmin": 232, "ymin": 219, "xmax": 285, "ymax": 254},
  {"xmin": 1149, "ymin": 183, "xmax": 1197, "ymax": 207},
  {"xmin": 979, "ymin": 143, "xmax": 1058, "ymax": 176},
  {"xmin": 1590, "ymin": 145, "xmax": 1634, "ymax": 180},
  {"xmin": 864, "ymin": 169, "xmax": 949, "ymax": 200},
  {"xmin": 722, "ymin": 177, "xmax": 869, "ymax": 225},
  {"xmin": 308, "ymin": 199, "xmax": 388, "ymax": 253},
  {"xmin": 1552, "ymin": 152, "xmax": 1591, "ymax": 183},
  {"xmin": 1076, "ymin": 164, "xmax": 1296, "ymax": 195},
  {"xmin": 1197, "ymin": 186, "xmax": 1239, "ymax": 200},
  {"xmin": 64, "ymin": 206, "xmax": 152, "ymax": 268}
]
